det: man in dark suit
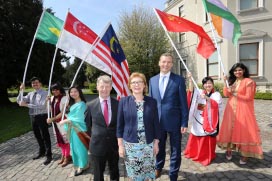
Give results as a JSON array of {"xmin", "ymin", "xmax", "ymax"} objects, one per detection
[
  {"xmin": 85, "ymin": 75, "xmax": 119, "ymax": 181},
  {"xmin": 149, "ymin": 53, "xmax": 189, "ymax": 181}
]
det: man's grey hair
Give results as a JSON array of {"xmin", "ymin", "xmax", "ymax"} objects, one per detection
[{"xmin": 97, "ymin": 75, "xmax": 112, "ymax": 85}]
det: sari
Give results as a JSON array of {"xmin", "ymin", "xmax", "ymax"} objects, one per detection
[{"xmin": 64, "ymin": 101, "xmax": 89, "ymax": 169}]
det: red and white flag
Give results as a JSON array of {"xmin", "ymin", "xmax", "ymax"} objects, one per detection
[{"xmin": 57, "ymin": 12, "xmax": 130, "ymax": 98}]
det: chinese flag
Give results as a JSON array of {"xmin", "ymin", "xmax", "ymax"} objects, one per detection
[{"xmin": 155, "ymin": 9, "xmax": 215, "ymax": 59}]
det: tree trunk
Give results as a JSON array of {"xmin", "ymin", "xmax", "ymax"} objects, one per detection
[{"xmin": 0, "ymin": 86, "xmax": 12, "ymax": 106}]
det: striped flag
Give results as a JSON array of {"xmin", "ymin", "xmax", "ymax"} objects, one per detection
[
  {"xmin": 57, "ymin": 12, "xmax": 130, "ymax": 98},
  {"xmin": 88, "ymin": 24, "xmax": 130, "ymax": 98},
  {"xmin": 202, "ymin": 0, "xmax": 241, "ymax": 44}
]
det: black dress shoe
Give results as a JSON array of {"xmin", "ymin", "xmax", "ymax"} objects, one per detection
[
  {"xmin": 32, "ymin": 153, "xmax": 45, "ymax": 160},
  {"xmin": 43, "ymin": 156, "xmax": 52, "ymax": 165}
]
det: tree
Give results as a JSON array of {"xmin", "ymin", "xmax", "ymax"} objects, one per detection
[
  {"xmin": 118, "ymin": 5, "xmax": 169, "ymax": 81},
  {"xmin": 0, "ymin": 0, "xmax": 65, "ymax": 105},
  {"xmin": 62, "ymin": 58, "xmax": 87, "ymax": 87}
]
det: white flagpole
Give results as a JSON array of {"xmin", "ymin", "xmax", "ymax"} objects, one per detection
[
  {"xmin": 153, "ymin": 8, "xmax": 200, "ymax": 92},
  {"xmin": 202, "ymin": 3, "xmax": 229, "ymax": 87},
  {"xmin": 47, "ymin": 10, "xmax": 68, "ymax": 118},
  {"xmin": 20, "ymin": 9, "xmax": 46, "ymax": 101},
  {"xmin": 60, "ymin": 22, "xmax": 111, "ymax": 122}
]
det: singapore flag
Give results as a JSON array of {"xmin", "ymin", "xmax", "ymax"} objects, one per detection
[{"xmin": 57, "ymin": 12, "xmax": 112, "ymax": 74}]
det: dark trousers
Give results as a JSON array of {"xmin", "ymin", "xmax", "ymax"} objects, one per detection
[
  {"xmin": 91, "ymin": 151, "xmax": 119, "ymax": 181},
  {"xmin": 30, "ymin": 114, "xmax": 52, "ymax": 157},
  {"xmin": 156, "ymin": 130, "xmax": 181, "ymax": 181}
]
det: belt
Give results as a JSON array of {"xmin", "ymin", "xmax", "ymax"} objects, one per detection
[{"xmin": 30, "ymin": 113, "xmax": 47, "ymax": 117}]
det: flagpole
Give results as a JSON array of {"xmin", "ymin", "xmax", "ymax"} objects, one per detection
[
  {"xmin": 202, "ymin": 4, "xmax": 229, "ymax": 87},
  {"xmin": 60, "ymin": 21, "xmax": 111, "ymax": 122},
  {"xmin": 154, "ymin": 8, "xmax": 200, "ymax": 92},
  {"xmin": 20, "ymin": 9, "xmax": 46, "ymax": 102},
  {"xmin": 47, "ymin": 10, "xmax": 68, "ymax": 118}
]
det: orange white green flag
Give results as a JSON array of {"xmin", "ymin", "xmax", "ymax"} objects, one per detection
[{"xmin": 202, "ymin": 0, "xmax": 241, "ymax": 44}]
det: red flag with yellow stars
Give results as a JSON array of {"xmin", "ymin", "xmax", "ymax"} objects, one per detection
[{"xmin": 155, "ymin": 9, "xmax": 215, "ymax": 59}]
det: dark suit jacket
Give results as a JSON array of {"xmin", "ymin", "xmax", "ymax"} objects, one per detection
[
  {"xmin": 149, "ymin": 72, "xmax": 189, "ymax": 132},
  {"xmin": 117, "ymin": 95, "xmax": 161, "ymax": 144},
  {"xmin": 85, "ymin": 97, "xmax": 118, "ymax": 156}
]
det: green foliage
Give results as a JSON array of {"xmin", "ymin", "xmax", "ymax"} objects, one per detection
[
  {"xmin": 0, "ymin": 0, "xmax": 65, "ymax": 105},
  {"xmin": 88, "ymin": 83, "xmax": 97, "ymax": 94},
  {"xmin": 255, "ymin": 92, "xmax": 272, "ymax": 100},
  {"xmin": 0, "ymin": 105, "xmax": 31, "ymax": 143},
  {"xmin": 118, "ymin": 5, "xmax": 169, "ymax": 81},
  {"xmin": 62, "ymin": 58, "xmax": 86, "ymax": 87}
]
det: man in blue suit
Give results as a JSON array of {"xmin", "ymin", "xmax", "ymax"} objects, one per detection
[{"xmin": 149, "ymin": 53, "xmax": 189, "ymax": 181}]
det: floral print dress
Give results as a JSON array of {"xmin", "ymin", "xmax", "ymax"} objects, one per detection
[{"xmin": 124, "ymin": 101, "xmax": 155, "ymax": 180}]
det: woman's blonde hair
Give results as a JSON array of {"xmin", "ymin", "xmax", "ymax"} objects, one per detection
[{"xmin": 128, "ymin": 72, "xmax": 148, "ymax": 95}]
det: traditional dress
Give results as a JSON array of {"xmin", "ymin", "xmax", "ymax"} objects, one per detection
[
  {"xmin": 50, "ymin": 95, "xmax": 70, "ymax": 159},
  {"xmin": 64, "ymin": 101, "xmax": 89, "ymax": 169},
  {"xmin": 217, "ymin": 78, "xmax": 263, "ymax": 159},
  {"xmin": 124, "ymin": 101, "xmax": 155, "ymax": 180},
  {"xmin": 184, "ymin": 88, "xmax": 223, "ymax": 166}
]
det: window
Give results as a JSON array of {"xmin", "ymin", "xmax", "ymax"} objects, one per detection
[
  {"xmin": 179, "ymin": 33, "xmax": 186, "ymax": 43},
  {"xmin": 179, "ymin": 5, "xmax": 184, "ymax": 17},
  {"xmin": 239, "ymin": 43, "xmax": 259, "ymax": 76},
  {"xmin": 207, "ymin": 51, "xmax": 218, "ymax": 78},
  {"xmin": 238, "ymin": 0, "xmax": 264, "ymax": 11},
  {"xmin": 179, "ymin": 59, "xmax": 187, "ymax": 78}
]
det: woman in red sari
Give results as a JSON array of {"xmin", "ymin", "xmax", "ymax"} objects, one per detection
[
  {"xmin": 217, "ymin": 63, "xmax": 263, "ymax": 164},
  {"xmin": 184, "ymin": 74, "xmax": 223, "ymax": 166}
]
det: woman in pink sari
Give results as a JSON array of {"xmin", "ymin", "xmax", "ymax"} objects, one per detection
[
  {"xmin": 47, "ymin": 83, "xmax": 71, "ymax": 167},
  {"xmin": 217, "ymin": 63, "xmax": 263, "ymax": 164}
]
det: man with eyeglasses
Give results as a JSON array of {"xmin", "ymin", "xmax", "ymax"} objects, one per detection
[
  {"xmin": 17, "ymin": 77, "xmax": 52, "ymax": 165},
  {"xmin": 149, "ymin": 53, "xmax": 189, "ymax": 181}
]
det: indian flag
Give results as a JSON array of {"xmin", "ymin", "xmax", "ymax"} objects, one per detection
[{"xmin": 202, "ymin": 0, "xmax": 241, "ymax": 44}]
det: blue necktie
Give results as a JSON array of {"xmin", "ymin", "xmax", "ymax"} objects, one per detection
[{"xmin": 159, "ymin": 76, "xmax": 166, "ymax": 98}]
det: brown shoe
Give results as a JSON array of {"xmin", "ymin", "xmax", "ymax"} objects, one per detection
[
  {"xmin": 155, "ymin": 169, "xmax": 161, "ymax": 179},
  {"xmin": 58, "ymin": 156, "xmax": 64, "ymax": 165},
  {"xmin": 62, "ymin": 156, "xmax": 72, "ymax": 167}
]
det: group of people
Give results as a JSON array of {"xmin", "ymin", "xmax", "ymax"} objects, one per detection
[{"xmin": 17, "ymin": 53, "xmax": 263, "ymax": 181}]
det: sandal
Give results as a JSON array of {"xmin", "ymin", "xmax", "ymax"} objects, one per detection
[
  {"xmin": 226, "ymin": 150, "xmax": 232, "ymax": 161},
  {"xmin": 239, "ymin": 157, "xmax": 248, "ymax": 165}
]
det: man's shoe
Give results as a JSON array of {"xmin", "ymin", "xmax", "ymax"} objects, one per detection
[
  {"xmin": 32, "ymin": 153, "xmax": 45, "ymax": 160},
  {"xmin": 155, "ymin": 169, "xmax": 162, "ymax": 179},
  {"xmin": 43, "ymin": 156, "xmax": 52, "ymax": 165}
]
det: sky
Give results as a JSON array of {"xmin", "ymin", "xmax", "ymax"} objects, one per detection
[{"xmin": 43, "ymin": 0, "xmax": 166, "ymax": 34}]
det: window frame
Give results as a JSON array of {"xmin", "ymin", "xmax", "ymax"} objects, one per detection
[
  {"xmin": 237, "ymin": 39, "xmax": 264, "ymax": 77},
  {"xmin": 237, "ymin": 0, "xmax": 264, "ymax": 13}
]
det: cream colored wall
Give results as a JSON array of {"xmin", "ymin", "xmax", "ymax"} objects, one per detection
[{"xmin": 164, "ymin": 0, "xmax": 272, "ymax": 92}]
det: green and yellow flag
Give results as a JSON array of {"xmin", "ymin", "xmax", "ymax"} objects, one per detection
[{"xmin": 36, "ymin": 11, "xmax": 63, "ymax": 45}]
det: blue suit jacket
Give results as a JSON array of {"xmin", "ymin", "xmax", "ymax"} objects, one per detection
[
  {"xmin": 117, "ymin": 95, "xmax": 161, "ymax": 144},
  {"xmin": 149, "ymin": 72, "xmax": 189, "ymax": 132}
]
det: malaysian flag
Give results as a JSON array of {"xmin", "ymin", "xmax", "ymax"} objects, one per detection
[
  {"xmin": 57, "ymin": 12, "xmax": 130, "ymax": 98},
  {"xmin": 90, "ymin": 24, "xmax": 130, "ymax": 98}
]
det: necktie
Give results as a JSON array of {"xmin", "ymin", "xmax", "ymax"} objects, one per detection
[
  {"xmin": 32, "ymin": 92, "xmax": 37, "ymax": 104},
  {"xmin": 103, "ymin": 100, "xmax": 109, "ymax": 126},
  {"xmin": 159, "ymin": 76, "xmax": 166, "ymax": 98}
]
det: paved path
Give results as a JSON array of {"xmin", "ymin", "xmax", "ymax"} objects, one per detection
[{"xmin": 0, "ymin": 99, "xmax": 272, "ymax": 181}]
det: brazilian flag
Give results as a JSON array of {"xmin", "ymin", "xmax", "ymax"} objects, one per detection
[{"xmin": 36, "ymin": 11, "xmax": 63, "ymax": 45}]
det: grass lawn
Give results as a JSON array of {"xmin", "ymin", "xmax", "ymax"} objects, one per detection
[{"xmin": 0, "ymin": 102, "xmax": 31, "ymax": 144}]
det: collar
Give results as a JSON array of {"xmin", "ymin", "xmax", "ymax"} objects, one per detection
[
  {"xmin": 160, "ymin": 72, "xmax": 171, "ymax": 78},
  {"xmin": 99, "ymin": 96, "xmax": 110, "ymax": 103}
]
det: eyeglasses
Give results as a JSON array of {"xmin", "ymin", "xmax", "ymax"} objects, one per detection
[{"xmin": 131, "ymin": 81, "xmax": 144, "ymax": 85}]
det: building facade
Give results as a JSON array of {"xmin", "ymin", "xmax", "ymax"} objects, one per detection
[{"xmin": 164, "ymin": 0, "xmax": 272, "ymax": 92}]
